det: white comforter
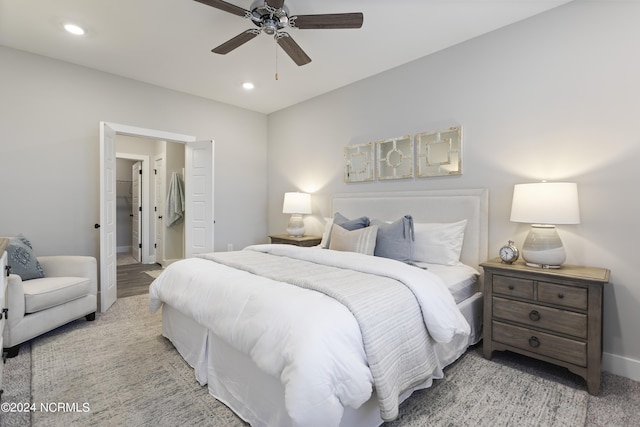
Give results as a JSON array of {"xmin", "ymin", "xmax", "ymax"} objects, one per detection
[{"xmin": 149, "ymin": 245, "xmax": 469, "ymax": 427}]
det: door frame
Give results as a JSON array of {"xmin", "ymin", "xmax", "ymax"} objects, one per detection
[{"xmin": 100, "ymin": 122, "xmax": 212, "ymax": 312}]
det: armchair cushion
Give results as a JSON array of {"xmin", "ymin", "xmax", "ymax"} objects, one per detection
[
  {"xmin": 6, "ymin": 235, "xmax": 44, "ymax": 280},
  {"xmin": 23, "ymin": 276, "xmax": 92, "ymax": 313}
]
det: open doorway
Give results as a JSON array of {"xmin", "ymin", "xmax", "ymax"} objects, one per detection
[
  {"xmin": 115, "ymin": 157, "xmax": 139, "ymax": 265},
  {"xmin": 114, "ymin": 136, "xmax": 186, "ymax": 268},
  {"xmin": 99, "ymin": 122, "xmax": 214, "ymax": 312}
]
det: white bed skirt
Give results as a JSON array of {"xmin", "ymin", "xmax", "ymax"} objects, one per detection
[{"xmin": 161, "ymin": 291, "xmax": 483, "ymax": 427}]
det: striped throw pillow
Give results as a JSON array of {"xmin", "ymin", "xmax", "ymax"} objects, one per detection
[{"xmin": 328, "ymin": 224, "xmax": 378, "ymax": 255}]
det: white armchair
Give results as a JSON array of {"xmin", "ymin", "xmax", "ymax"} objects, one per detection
[{"xmin": 3, "ymin": 255, "xmax": 97, "ymax": 357}]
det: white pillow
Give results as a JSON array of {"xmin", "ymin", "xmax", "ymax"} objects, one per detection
[
  {"xmin": 413, "ymin": 220, "xmax": 467, "ymax": 265},
  {"xmin": 329, "ymin": 224, "xmax": 378, "ymax": 256},
  {"xmin": 320, "ymin": 217, "xmax": 333, "ymax": 248}
]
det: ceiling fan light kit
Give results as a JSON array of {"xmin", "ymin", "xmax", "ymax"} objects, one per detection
[{"xmin": 195, "ymin": 0, "xmax": 363, "ymax": 66}]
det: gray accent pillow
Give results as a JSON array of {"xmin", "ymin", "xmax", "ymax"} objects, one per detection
[
  {"xmin": 333, "ymin": 212, "xmax": 370, "ymax": 230},
  {"xmin": 370, "ymin": 215, "xmax": 414, "ymax": 263},
  {"xmin": 7, "ymin": 234, "xmax": 45, "ymax": 280}
]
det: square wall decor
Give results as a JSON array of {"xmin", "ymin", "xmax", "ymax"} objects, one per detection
[
  {"xmin": 416, "ymin": 126, "xmax": 462, "ymax": 177},
  {"xmin": 344, "ymin": 142, "xmax": 374, "ymax": 182},
  {"xmin": 376, "ymin": 135, "xmax": 414, "ymax": 180}
]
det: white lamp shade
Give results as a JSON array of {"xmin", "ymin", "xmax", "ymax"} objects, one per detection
[
  {"xmin": 282, "ymin": 192, "xmax": 312, "ymax": 214},
  {"xmin": 510, "ymin": 182, "xmax": 580, "ymax": 225}
]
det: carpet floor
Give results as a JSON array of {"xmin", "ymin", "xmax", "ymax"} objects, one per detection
[{"xmin": 1, "ymin": 293, "xmax": 639, "ymax": 426}]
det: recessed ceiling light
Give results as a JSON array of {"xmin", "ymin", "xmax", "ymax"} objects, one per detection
[
  {"xmin": 64, "ymin": 24, "xmax": 85, "ymax": 36},
  {"xmin": 242, "ymin": 82, "xmax": 255, "ymax": 90}
]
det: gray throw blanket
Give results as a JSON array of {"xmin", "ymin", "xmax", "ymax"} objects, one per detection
[{"xmin": 203, "ymin": 250, "xmax": 437, "ymax": 421}]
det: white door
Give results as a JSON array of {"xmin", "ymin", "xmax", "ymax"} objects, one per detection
[
  {"xmin": 99, "ymin": 122, "xmax": 118, "ymax": 312},
  {"xmin": 131, "ymin": 161, "xmax": 142, "ymax": 262},
  {"xmin": 154, "ymin": 156, "xmax": 165, "ymax": 265},
  {"xmin": 185, "ymin": 140, "xmax": 214, "ymax": 257}
]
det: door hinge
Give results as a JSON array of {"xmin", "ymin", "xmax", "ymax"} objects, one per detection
[
  {"xmin": 154, "ymin": 169, "xmax": 157, "ymax": 175},
  {"xmin": 139, "ymin": 206, "xmax": 142, "ymax": 212},
  {"xmin": 154, "ymin": 243, "xmax": 157, "ymax": 248},
  {"xmin": 139, "ymin": 169, "xmax": 142, "ymax": 175},
  {"xmin": 139, "ymin": 243, "xmax": 142, "ymax": 249}
]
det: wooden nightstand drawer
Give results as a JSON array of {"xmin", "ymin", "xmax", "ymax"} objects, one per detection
[
  {"xmin": 492, "ymin": 321, "xmax": 587, "ymax": 367},
  {"xmin": 492, "ymin": 297, "xmax": 587, "ymax": 338},
  {"xmin": 493, "ymin": 275, "xmax": 534, "ymax": 299},
  {"xmin": 538, "ymin": 281, "xmax": 588, "ymax": 310}
]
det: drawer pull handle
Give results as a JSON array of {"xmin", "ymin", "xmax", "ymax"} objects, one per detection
[
  {"xmin": 529, "ymin": 336, "xmax": 540, "ymax": 348},
  {"xmin": 529, "ymin": 310, "xmax": 541, "ymax": 321},
  {"xmin": 508, "ymin": 285, "xmax": 515, "ymax": 290},
  {"xmin": 557, "ymin": 293, "xmax": 564, "ymax": 299}
]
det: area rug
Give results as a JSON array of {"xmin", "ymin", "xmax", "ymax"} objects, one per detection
[
  {"xmin": 31, "ymin": 295, "xmax": 245, "ymax": 427},
  {"xmin": 30, "ymin": 294, "xmax": 588, "ymax": 426},
  {"xmin": 0, "ymin": 342, "xmax": 31, "ymax": 427},
  {"xmin": 143, "ymin": 270, "xmax": 162, "ymax": 279}
]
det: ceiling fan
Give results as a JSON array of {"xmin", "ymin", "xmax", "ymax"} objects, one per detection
[{"xmin": 194, "ymin": 0, "xmax": 364, "ymax": 66}]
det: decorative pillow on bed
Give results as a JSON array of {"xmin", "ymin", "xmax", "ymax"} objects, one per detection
[
  {"xmin": 370, "ymin": 215, "xmax": 414, "ymax": 263},
  {"xmin": 413, "ymin": 220, "xmax": 467, "ymax": 266},
  {"xmin": 319, "ymin": 217, "xmax": 333, "ymax": 248},
  {"xmin": 328, "ymin": 224, "xmax": 378, "ymax": 255},
  {"xmin": 6, "ymin": 234, "xmax": 45, "ymax": 280},
  {"xmin": 322, "ymin": 212, "xmax": 370, "ymax": 248},
  {"xmin": 333, "ymin": 212, "xmax": 370, "ymax": 230}
]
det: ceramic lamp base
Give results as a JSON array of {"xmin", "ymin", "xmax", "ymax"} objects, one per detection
[
  {"xmin": 286, "ymin": 214, "xmax": 305, "ymax": 237},
  {"xmin": 521, "ymin": 224, "xmax": 566, "ymax": 268}
]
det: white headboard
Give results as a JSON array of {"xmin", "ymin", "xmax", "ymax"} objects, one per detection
[{"xmin": 332, "ymin": 189, "xmax": 489, "ymax": 273}]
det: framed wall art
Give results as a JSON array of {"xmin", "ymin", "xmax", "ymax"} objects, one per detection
[
  {"xmin": 343, "ymin": 142, "xmax": 374, "ymax": 182},
  {"xmin": 376, "ymin": 135, "xmax": 413, "ymax": 180},
  {"xmin": 415, "ymin": 126, "xmax": 462, "ymax": 177}
]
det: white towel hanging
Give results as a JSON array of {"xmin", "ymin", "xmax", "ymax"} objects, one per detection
[{"xmin": 165, "ymin": 172, "xmax": 185, "ymax": 227}]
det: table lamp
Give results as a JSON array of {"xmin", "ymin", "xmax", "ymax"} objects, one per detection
[
  {"xmin": 510, "ymin": 182, "xmax": 580, "ymax": 268},
  {"xmin": 282, "ymin": 192, "xmax": 312, "ymax": 237}
]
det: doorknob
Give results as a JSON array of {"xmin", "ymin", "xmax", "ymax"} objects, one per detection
[
  {"xmin": 158, "ymin": 216, "xmax": 163, "ymax": 219},
  {"xmin": 94, "ymin": 224, "xmax": 100, "ymax": 229}
]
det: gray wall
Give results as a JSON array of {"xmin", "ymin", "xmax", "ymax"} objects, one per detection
[
  {"xmin": 267, "ymin": 1, "xmax": 640, "ymax": 379},
  {"xmin": 0, "ymin": 45, "xmax": 268, "ymax": 258}
]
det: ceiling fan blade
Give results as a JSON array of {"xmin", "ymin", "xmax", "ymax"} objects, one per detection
[
  {"xmin": 212, "ymin": 30, "xmax": 259, "ymax": 54},
  {"xmin": 266, "ymin": 0, "xmax": 285, "ymax": 9},
  {"xmin": 291, "ymin": 13, "xmax": 364, "ymax": 29},
  {"xmin": 194, "ymin": 0, "xmax": 248, "ymax": 18},
  {"xmin": 276, "ymin": 33, "xmax": 311, "ymax": 66}
]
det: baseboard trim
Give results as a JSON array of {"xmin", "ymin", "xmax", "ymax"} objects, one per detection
[{"xmin": 603, "ymin": 352, "xmax": 640, "ymax": 382}]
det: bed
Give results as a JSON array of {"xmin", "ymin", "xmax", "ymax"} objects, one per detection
[{"xmin": 149, "ymin": 189, "xmax": 488, "ymax": 427}]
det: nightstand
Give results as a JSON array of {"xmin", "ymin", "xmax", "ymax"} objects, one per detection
[
  {"xmin": 481, "ymin": 258, "xmax": 610, "ymax": 395},
  {"xmin": 269, "ymin": 234, "xmax": 322, "ymax": 247}
]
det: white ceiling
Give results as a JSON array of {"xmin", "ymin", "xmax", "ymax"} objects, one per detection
[{"xmin": 0, "ymin": 0, "xmax": 573, "ymax": 114}]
